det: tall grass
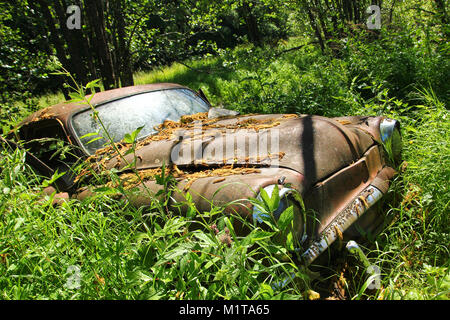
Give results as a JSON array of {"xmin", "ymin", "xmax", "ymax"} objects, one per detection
[
  {"xmin": 371, "ymin": 89, "xmax": 450, "ymax": 300},
  {"xmin": 0, "ymin": 143, "xmax": 309, "ymax": 300}
]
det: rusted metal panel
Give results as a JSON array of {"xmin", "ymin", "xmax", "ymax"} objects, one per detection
[
  {"xmin": 82, "ymin": 113, "xmax": 377, "ymax": 190},
  {"xmin": 13, "ymin": 83, "xmax": 401, "ymax": 266}
]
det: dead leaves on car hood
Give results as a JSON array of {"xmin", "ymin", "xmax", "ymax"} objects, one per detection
[
  {"xmin": 75, "ymin": 112, "xmax": 299, "ymax": 188},
  {"xmin": 90, "ymin": 112, "xmax": 298, "ymax": 158},
  {"xmin": 108, "ymin": 164, "xmax": 263, "ymax": 191}
]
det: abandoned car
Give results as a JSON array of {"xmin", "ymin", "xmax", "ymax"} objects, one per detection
[{"xmin": 5, "ymin": 83, "xmax": 402, "ymax": 266}]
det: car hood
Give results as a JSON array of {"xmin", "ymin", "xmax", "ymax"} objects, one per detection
[{"xmin": 82, "ymin": 113, "xmax": 380, "ymax": 188}]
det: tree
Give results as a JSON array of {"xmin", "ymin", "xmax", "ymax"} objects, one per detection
[
  {"xmin": 1, "ymin": 0, "xmax": 292, "ymax": 100},
  {"xmin": 293, "ymin": 0, "xmax": 382, "ymax": 54}
]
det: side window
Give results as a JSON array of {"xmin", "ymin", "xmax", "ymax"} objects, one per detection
[
  {"xmin": 21, "ymin": 120, "xmax": 71, "ymax": 165},
  {"xmin": 20, "ymin": 119, "xmax": 79, "ymax": 189}
]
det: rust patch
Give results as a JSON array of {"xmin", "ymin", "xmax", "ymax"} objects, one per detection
[
  {"xmin": 337, "ymin": 119, "xmax": 352, "ymax": 125},
  {"xmin": 217, "ymin": 151, "xmax": 285, "ymax": 165},
  {"xmin": 181, "ymin": 165, "xmax": 261, "ymax": 191},
  {"xmin": 282, "ymin": 114, "xmax": 300, "ymax": 119},
  {"xmin": 358, "ymin": 195, "xmax": 369, "ymax": 208},
  {"xmin": 212, "ymin": 177, "xmax": 226, "ymax": 184},
  {"xmin": 31, "ymin": 108, "xmax": 57, "ymax": 122},
  {"xmin": 333, "ymin": 225, "xmax": 344, "ymax": 250}
]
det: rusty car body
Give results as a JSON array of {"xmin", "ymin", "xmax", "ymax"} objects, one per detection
[{"xmin": 7, "ymin": 83, "xmax": 402, "ymax": 266}]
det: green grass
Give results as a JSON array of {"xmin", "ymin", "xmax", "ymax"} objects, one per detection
[
  {"xmin": 1, "ymin": 38, "xmax": 449, "ymax": 300},
  {"xmin": 133, "ymin": 56, "xmax": 235, "ymax": 108},
  {"xmin": 340, "ymin": 88, "xmax": 450, "ymax": 300},
  {"xmin": 0, "ymin": 146, "xmax": 310, "ymax": 299},
  {"xmin": 374, "ymin": 91, "xmax": 450, "ymax": 300}
]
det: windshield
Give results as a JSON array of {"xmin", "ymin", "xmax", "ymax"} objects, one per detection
[{"xmin": 71, "ymin": 88, "xmax": 209, "ymax": 154}]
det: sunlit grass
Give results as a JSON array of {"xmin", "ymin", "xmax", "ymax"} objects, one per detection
[{"xmin": 134, "ymin": 62, "xmax": 193, "ymax": 85}]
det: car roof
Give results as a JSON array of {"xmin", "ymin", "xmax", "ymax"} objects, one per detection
[{"xmin": 18, "ymin": 83, "xmax": 187, "ymax": 128}]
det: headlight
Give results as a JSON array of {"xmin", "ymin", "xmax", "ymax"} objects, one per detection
[
  {"xmin": 253, "ymin": 184, "xmax": 305, "ymax": 243},
  {"xmin": 380, "ymin": 118, "xmax": 402, "ymax": 166}
]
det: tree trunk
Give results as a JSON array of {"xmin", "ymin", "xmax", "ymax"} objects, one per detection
[
  {"xmin": 389, "ymin": 0, "xmax": 397, "ymax": 24},
  {"xmin": 33, "ymin": 0, "xmax": 72, "ymax": 99},
  {"xmin": 240, "ymin": 1, "xmax": 262, "ymax": 46},
  {"xmin": 434, "ymin": 0, "xmax": 449, "ymax": 39},
  {"xmin": 111, "ymin": 0, "xmax": 134, "ymax": 87},
  {"xmin": 83, "ymin": 0, "xmax": 116, "ymax": 90},
  {"xmin": 303, "ymin": 0, "xmax": 326, "ymax": 53},
  {"xmin": 53, "ymin": 0, "xmax": 90, "ymax": 87}
]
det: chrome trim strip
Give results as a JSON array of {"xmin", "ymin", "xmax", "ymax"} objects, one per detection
[{"xmin": 301, "ymin": 185, "xmax": 383, "ymax": 266}]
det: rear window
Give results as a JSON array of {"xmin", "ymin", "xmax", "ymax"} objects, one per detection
[{"xmin": 71, "ymin": 88, "xmax": 209, "ymax": 154}]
